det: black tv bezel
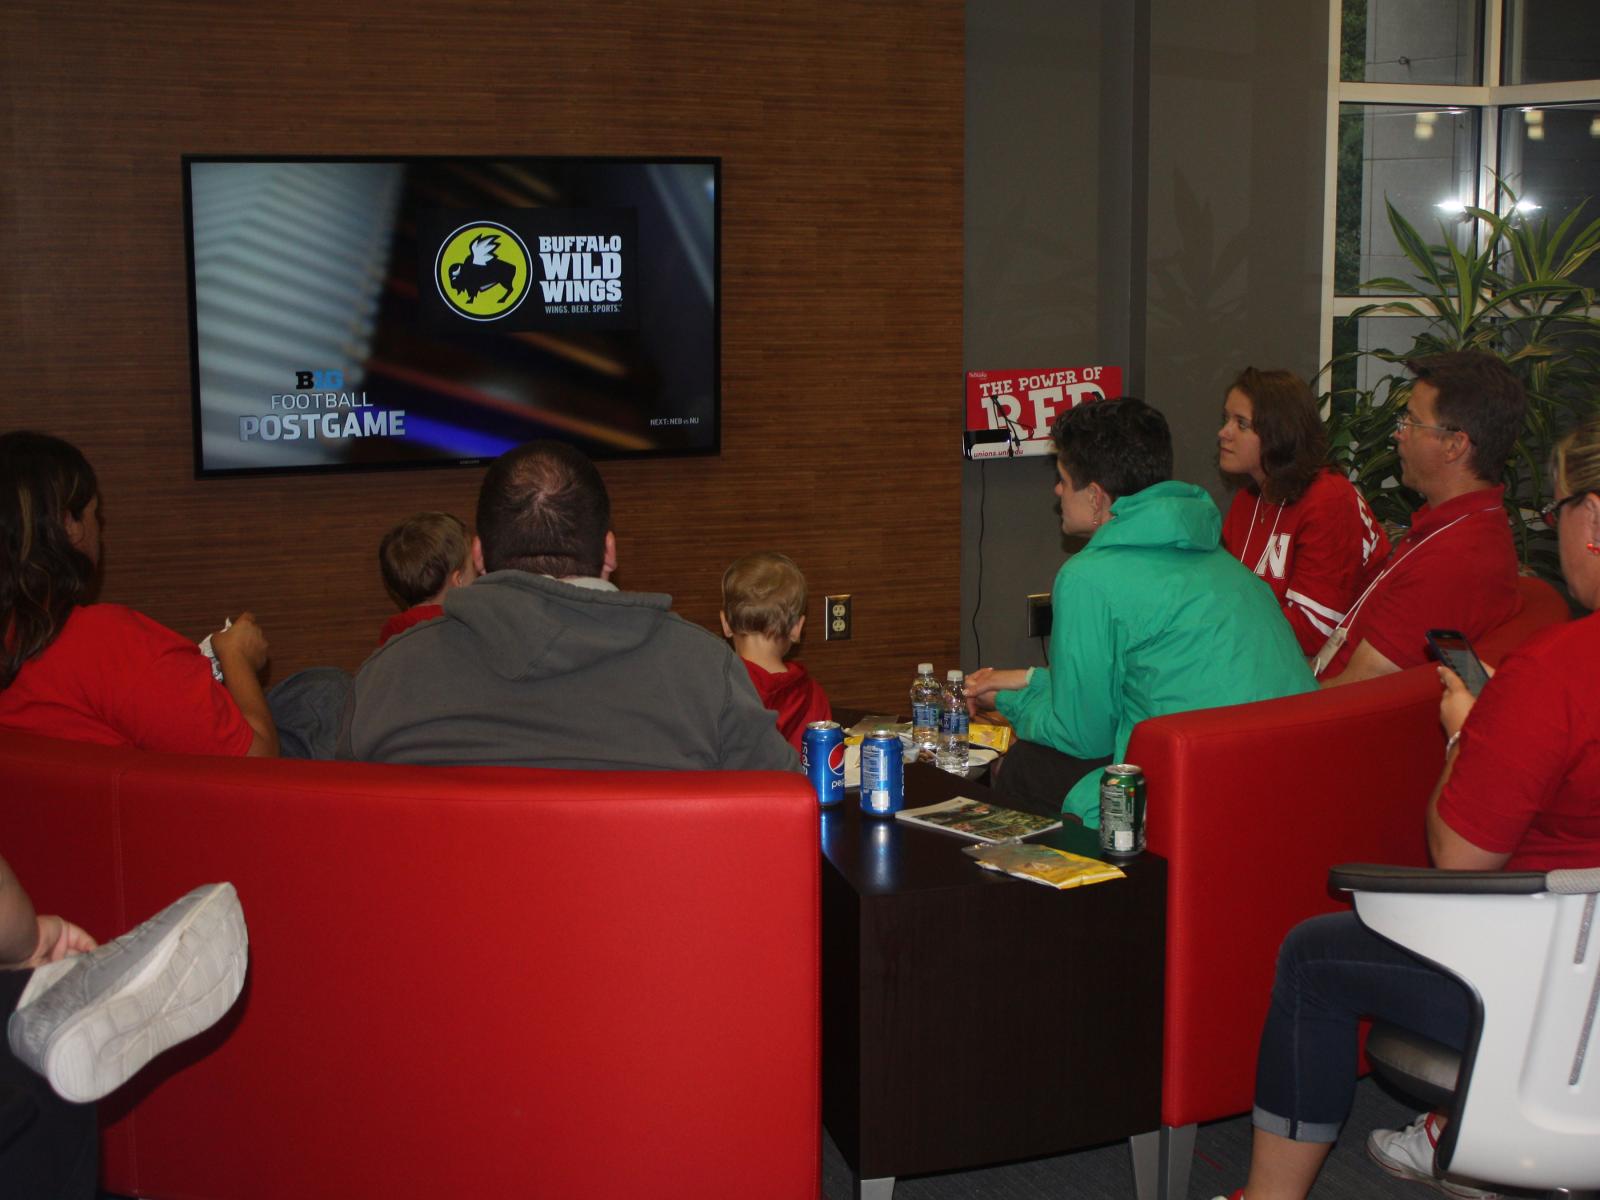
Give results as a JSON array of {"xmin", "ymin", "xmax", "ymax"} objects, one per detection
[{"xmin": 181, "ymin": 153, "xmax": 723, "ymax": 480}]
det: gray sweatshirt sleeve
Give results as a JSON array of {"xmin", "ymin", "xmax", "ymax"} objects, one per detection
[{"xmin": 715, "ymin": 653, "xmax": 802, "ymax": 772}]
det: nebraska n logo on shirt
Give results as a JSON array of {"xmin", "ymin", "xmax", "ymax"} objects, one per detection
[{"xmin": 1254, "ymin": 534, "xmax": 1290, "ymax": 581}]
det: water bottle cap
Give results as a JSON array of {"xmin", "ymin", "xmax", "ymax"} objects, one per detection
[
  {"xmin": 946, "ymin": 669, "xmax": 963, "ymax": 682},
  {"xmin": 917, "ymin": 662, "xmax": 933, "ymax": 674}
]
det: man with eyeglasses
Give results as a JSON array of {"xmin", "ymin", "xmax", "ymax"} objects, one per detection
[{"xmin": 1316, "ymin": 351, "xmax": 1525, "ymax": 686}]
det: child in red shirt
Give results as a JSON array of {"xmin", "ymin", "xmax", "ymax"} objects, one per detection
[
  {"xmin": 376, "ymin": 512, "xmax": 478, "ymax": 646},
  {"xmin": 720, "ymin": 552, "xmax": 831, "ymax": 750}
]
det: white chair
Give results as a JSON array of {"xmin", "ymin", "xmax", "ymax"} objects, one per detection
[{"xmin": 1330, "ymin": 863, "xmax": 1600, "ymax": 1198}]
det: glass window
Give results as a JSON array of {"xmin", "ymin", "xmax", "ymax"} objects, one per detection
[
  {"xmin": 1330, "ymin": 315, "xmax": 1438, "ymax": 405},
  {"xmin": 1341, "ymin": 0, "xmax": 1482, "ymax": 85},
  {"xmin": 1502, "ymin": 0, "xmax": 1600, "ymax": 85},
  {"xmin": 1497, "ymin": 103, "xmax": 1600, "ymax": 289},
  {"xmin": 1336, "ymin": 105, "xmax": 1480, "ymax": 293}
]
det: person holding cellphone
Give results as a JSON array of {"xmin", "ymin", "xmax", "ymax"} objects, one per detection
[{"xmin": 1209, "ymin": 412, "xmax": 1600, "ymax": 1200}]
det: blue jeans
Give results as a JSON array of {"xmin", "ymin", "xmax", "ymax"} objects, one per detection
[
  {"xmin": 1252, "ymin": 911, "xmax": 1472, "ymax": 1143},
  {"xmin": 267, "ymin": 667, "xmax": 352, "ymax": 760}
]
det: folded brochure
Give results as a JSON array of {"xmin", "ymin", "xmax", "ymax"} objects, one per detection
[
  {"xmin": 895, "ymin": 796, "xmax": 1061, "ymax": 843},
  {"xmin": 961, "ymin": 842, "xmax": 1126, "ymax": 890}
]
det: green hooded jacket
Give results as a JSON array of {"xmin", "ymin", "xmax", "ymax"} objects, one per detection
[{"xmin": 996, "ymin": 480, "xmax": 1316, "ymax": 825}]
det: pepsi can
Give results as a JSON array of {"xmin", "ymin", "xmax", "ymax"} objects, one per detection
[
  {"xmin": 860, "ymin": 729, "xmax": 904, "ymax": 818},
  {"xmin": 802, "ymin": 721, "xmax": 845, "ymax": 807}
]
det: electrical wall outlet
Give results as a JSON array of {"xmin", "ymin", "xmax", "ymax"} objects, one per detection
[
  {"xmin": 825, "ymin": 594, "xmax": 852, "ymax": 640},
  {"xmin": 1026, "ymin": 593, "xmax": 1052, "ymax": 639}
]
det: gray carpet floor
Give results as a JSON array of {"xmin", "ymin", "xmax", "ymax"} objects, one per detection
[{"xmin": 822, "ymin": 1076, "xmax": 1525, "ymax": 1199}]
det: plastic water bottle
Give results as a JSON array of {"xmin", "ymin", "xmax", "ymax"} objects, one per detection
[
  {"xmin": 936, "ymin": 669, "xmax": 970, "ymax": 775},
  {"xmin": 909, "ymin": 663, "xmax": 941, "ymax": 752}
]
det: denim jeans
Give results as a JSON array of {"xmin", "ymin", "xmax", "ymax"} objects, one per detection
[
  {"xmin": 267, "ymin": 667, "xmax": 352, "ymax": 760},
  {"xmin": 1252, "ymin": 911, "xmax": 1472, "ymax": 1143}
]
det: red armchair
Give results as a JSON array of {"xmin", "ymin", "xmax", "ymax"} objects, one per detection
[
  {"xmin": 1125, "ymin": 574, "xmax": 1570, "ymax": 1200},
  {"xmin": 0, "ymin": 733, "xmax": 820, "ymax": 1200}
]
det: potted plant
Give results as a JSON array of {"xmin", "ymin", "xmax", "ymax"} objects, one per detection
[{"xmin": 1320, "ymin": 183, "xmax": 1600, "ymax": 583}]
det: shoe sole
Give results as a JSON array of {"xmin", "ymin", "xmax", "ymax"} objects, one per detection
[
  {"xmin": 21, "ymin": 883, "xmax": 248, "ymax": 1104},
  {"xmin": 1365, "ymin": 1133, "xmax": 1498, "ymax": 1200}
]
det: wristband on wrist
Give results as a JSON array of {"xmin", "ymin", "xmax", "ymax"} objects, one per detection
[{"xmin": 1445, "ymin": 730, "xmax": 1461, "ymax": 757}]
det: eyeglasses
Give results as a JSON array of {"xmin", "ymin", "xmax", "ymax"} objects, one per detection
[
  {"xmin": 1540, "ymin": 491, "xmax": 1595, "ymax": 530},
  {"xmin": 1394, "ymin": 412, "xmax": 1461, "ymax": 437}
]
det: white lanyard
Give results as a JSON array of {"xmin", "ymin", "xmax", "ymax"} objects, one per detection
[
  {"xmin": 1310, "ymin": 504, "xmax": 1501, "ymax": 678},
  {"xmin": 1242, "ymin": 492, "xmax": 1286, "ymax": 578}
]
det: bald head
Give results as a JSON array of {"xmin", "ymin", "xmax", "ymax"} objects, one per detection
[{"xmin": 475, "ymin": 441, "xmax": 611, "ymax": 578}]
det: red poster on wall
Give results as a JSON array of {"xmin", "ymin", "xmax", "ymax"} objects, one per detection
[{"xmin": 964, "ymin": 366, "xmax": 1123, "ymax": 459}]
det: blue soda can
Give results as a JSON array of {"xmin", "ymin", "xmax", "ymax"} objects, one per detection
[
  {"xmin": 802, "ymin": 721, "xmax": 845, "ymax": 807},
  {"xmin": 860, "ymin": 729, "xmax": 904, "ymax": 818}
]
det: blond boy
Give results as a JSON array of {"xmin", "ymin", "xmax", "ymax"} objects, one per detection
[
  {"xmin": 376, "ymin": 512, "xmax": 478, "ymax": 646},
  {"xmin": 720, "ymin": 552, "xmax": 831, "ymax": 749}
]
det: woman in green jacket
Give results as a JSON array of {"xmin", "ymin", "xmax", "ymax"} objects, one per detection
[{"xmin": 966, "ymin": 397, "xmax": 1315, "ymax": 825}]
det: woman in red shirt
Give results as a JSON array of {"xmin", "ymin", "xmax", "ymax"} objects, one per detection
[
  {"xmin": 1211, "ymin": 412, "xmax": 1600, "ymax": 1200},
  {"xmin": 0, "ymin": 432, "xmax": 276, "ymax": 755},
  {"xmin": 1218, "ymin": 367, "xmax": 1389, "ymax": 655}
]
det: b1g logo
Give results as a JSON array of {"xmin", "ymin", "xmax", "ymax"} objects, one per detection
[
  {"xmin": 294, "ymin": 370, "xmax": 344, "ymax": 390},
  {"xmin": 434, "ymin": 222, "xmax": 530, "ymax": 321}
]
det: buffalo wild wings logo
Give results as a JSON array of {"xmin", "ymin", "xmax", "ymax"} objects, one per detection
[{"xmin": 434, "ymin": 222, "xmax": 530, "ymax": 321}]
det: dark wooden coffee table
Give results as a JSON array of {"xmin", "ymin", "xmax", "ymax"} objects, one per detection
[{"xmin": 820, "ymin": 761, "xmax": 1165, "ymax": 1199}]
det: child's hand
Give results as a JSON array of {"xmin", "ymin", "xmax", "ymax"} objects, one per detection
[{"xmin": 26, "ymin": 914, "xmax": 97, "ymax": 967}]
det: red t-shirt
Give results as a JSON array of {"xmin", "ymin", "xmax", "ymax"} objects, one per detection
[
  {"xmin": 1322, "ymin": 485, "xmax": 1519, "ymax": 677},
  {"xmin": 741, "ymin": 659, "xmax": 831, "ymax": 751},
  {"xmin": 1222, "ymin": 469, "xmax": 1390, "ymax": 655},
  {"xmin": 0, "ymin": 604, "xmax": 253, "ymax": 755},
  {"xmin": 1437, "ymin": 613, "xmax": 1600, "ymax": 871},
  {"xmin": 377, "ymin": 603, "xmax": 444, "ymax": 646}
]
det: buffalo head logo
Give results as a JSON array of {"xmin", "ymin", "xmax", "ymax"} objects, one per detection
[
  {"xmin": 448, "ymin": 235, "xmax": 518, "ymax": 304},
  {"xmin": 433, "ymin": 221, "xmax": 530, "ymax": 321}
]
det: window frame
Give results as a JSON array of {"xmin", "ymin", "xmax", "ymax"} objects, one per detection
[{"xmin": 1319, "ymin": 1, "xmax": 1600, "ymax": 368}]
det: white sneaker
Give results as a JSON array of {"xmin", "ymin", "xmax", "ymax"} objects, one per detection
[
  {"xmin": 1366, "ymin": 1111, "xmax": 1500, "ymax": 1199},
  {"xmin": 7, "ymin": 882, "xmax": 248, "ymax": 1103}
]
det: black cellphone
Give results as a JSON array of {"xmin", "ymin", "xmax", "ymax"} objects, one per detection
[{"xmin": 1425, "ymin": 629, "xmax": 1491, "ymax": 697}]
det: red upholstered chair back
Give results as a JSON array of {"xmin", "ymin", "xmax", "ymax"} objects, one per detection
[
  {"xmin": 1128, "ymin": 572, "xmax": 1569, "ymax": 1131},
  {"xmin": 0, "ymin": 732, "xmax": 821, "ymax": 1200}
]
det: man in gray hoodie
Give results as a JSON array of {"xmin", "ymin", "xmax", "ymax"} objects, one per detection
[{"xmin": 337, "ymin": 441, "xmax": 799, "ymax": 772}]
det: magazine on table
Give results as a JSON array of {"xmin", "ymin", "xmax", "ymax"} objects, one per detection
[{"xmin": 894, "ymin": 796, "xmax": 1062, "ymax": 843}]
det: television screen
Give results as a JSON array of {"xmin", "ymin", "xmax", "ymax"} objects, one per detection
[{"xmin": 182, "ymin": 156, "xmax": 720, "ymax": 476}]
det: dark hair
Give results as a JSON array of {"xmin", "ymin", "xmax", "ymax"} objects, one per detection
[
  {"xmin": 722, "ymin": 552, "xmax": 807, "ymax": 639},
  {"xmin": 475, "ymin": 441, "xmax": 611, "ymax": 578},
  {"xmin": 1223, "ymin": 367, "xmax": 1328, "ymax": 505},
  {"xmin": 0, "ymin": 432, "xmax": 100, "ymax": 690},
  {"xmin": 1051, "ymin": 397, "xmax": 1172, "ymax": 498},
  {"xmin": 1406, "ymin": 351, "xmax": 1527, "ymax": 483},
  {"xmin": 378, "ymin": 511, "xmax": 471, "ymax": 609}
]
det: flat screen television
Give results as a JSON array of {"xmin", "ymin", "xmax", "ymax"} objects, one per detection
[{"xmin": 182, "ymin": 155, "xmax": 720, "ymax": 477}]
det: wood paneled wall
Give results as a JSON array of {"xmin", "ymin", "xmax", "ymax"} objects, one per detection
[{"xmin": 0, "ymin": 1, "xmax": 962, "ymax": 711}]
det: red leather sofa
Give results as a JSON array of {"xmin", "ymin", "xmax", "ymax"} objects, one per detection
[
  {"xmin": 1125, "ymin": 574, "xmax": 1572, "ymax": 1200},
  {"xmin": 0, "ymin": 735, "xmax": 820, "ymax": 1200}
]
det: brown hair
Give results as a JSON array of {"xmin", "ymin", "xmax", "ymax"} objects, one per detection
[
  {"xmin": 1406, "ymin": 351, "xmax": 1527, "ymax": 483},
  {"xmin": 378, "ymin": 512, "xmax": 471, "ymax": 609},
  {"xmin": 1051, "ymin": 397, "xmax": 1172, "ymax": 498},
  {"xmin": 1223, "ymin": 367, "xmax": 1328, "ymax": 505},
  {"xmin": 0, "ymin": 432, "xmax": 100, "ymax": 690},
  {"xmin": 1553, "ymin": 412, "xmax": 1600, "ymax": 498},
  {"xmin": 722, "ymin": 552, "xmax": 808, "ymax": 640}
]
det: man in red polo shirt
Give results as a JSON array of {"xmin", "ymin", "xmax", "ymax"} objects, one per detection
[{"xmin": 1317, "ymin": 351, "xmax": 1525, "ymax": 686}]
